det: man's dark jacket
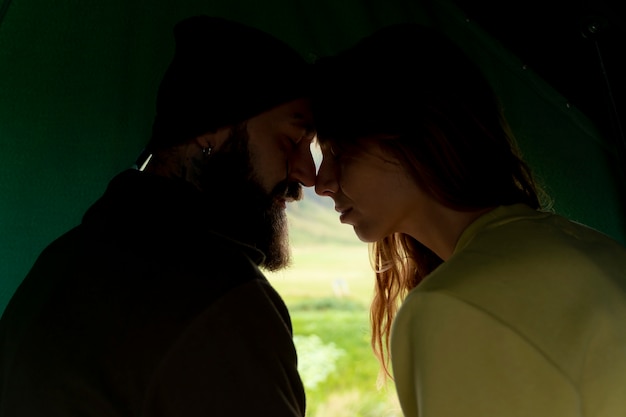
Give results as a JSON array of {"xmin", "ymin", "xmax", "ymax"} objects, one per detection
[{"xmin": 0, "ymin": 169, "xmax": 305, "ymax": 416}]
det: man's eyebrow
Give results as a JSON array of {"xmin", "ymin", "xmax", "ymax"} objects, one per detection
[{"xmin": 290, "ymin": 112, "xmax": 316, "ymax": 136}]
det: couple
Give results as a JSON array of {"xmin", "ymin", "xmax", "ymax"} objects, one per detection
[{"xmin": 1, "ymin": 15, "xmax": 626, "ymax": 417}]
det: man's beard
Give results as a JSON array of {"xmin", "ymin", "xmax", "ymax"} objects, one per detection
[{"xmin": 196, "ymin": 123, "xmax": 302, "ymax": 271}]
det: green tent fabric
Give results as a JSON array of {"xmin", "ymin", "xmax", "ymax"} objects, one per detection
[{"xmin": 1, "ymin": 0, "xmax": 624, "ymax": 315}]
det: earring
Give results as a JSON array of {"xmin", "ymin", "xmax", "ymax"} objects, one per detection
[{"xmin": 202, "ymin": 146, "xmax": 212, "ymax": 157}]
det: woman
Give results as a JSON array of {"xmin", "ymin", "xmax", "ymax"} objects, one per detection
[{"xmin": 313, "ymin": 23, "xmax": 626, "ymax": 417}]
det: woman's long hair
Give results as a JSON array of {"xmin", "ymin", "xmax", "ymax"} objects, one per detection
[
  {"xmin": 368, "ymin": 111, "xmax": 547, "ymax": 382},
  {"xmin": 313, "ymin": 22, "xmax": 549, "ymax": 382}
]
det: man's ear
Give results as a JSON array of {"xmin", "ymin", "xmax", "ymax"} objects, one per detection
[{"xmin": 195, "ymin": 126, "xmax": 233, "ymax": 152}]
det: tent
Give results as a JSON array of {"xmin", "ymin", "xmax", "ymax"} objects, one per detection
[{"xmin": 1, "ymin": 0, "xmax": 625, "ymax": 313}]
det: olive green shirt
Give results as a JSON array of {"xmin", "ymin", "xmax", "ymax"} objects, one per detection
[{"xmin": 392, "ymin": 204, "xmax": 626, "ymax": 417}]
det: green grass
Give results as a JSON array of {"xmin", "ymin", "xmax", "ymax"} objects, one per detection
[
  {"xmin": 266, "ymin": 243, "xmax": 402, "ymax": 417},
  {"xmin": 290, "ymin": 308, "xmax": 401, "ymax": 417},
  {"xmin": 269, "ymin": 244, "xmax": 375, "ymax": 305}
]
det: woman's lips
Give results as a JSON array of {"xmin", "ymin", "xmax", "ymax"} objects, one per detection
[{"xmin": 336, "ymin": 207, "xmax": 352, "ymax": 222}]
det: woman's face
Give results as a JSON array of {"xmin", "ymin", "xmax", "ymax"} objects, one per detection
[{"xmin": 315, "ymin": 137, "xmax": 435, "ymax": 242}]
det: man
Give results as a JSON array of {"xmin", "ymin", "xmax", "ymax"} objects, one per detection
[{"xmin": 0, "ymin": 15, "xmax": 315, "ymax": 416}]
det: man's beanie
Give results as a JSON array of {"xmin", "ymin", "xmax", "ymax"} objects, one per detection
[{"xmin": 148, "ymin": 15, "xmax": 310, "ymax": 151}]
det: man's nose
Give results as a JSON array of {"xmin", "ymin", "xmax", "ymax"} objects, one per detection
[{"xmin": 289, "ymin": 142, "xmax": 317, "ymax": 187}]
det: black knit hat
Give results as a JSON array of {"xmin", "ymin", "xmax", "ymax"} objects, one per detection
[{"xmin": 148, "ymin": 15, "xmax": 310, "ymax": 151}]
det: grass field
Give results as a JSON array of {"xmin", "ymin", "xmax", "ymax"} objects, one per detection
[{"xmin": 266, "ymin": 243, "xmax": 402, "ymax": 417}]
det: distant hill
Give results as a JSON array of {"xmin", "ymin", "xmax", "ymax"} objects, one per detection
[{"xmin": 286, "ymin": 187, "xmax": 361, "ymax": 246}]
